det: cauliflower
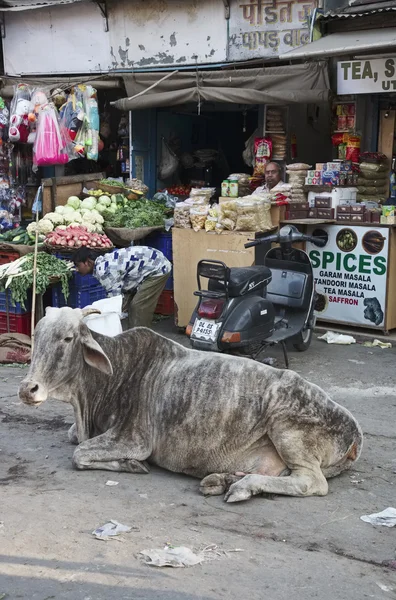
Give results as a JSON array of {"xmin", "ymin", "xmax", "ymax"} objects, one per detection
[
  {"xmin": 55, "ymin": 206, "xmax": 66, "ymax": 215},
  {"xmin": 38, "ymin": 219, "xmax": 54, "ymax": 234},
  {"xmin": 63, "ymin": 212, "xmax": 77, "ymax": 225},
  {"xmin": 81, "ymin": 211, "xmax": 96, "ymax": 224},
  {"xmin": 90, "ymin": 210, "xmax": 104, "ymax": 225},
  {"xmin": 71, "ymin": 212, "xmax": 82, "ymax": 223},
  {"xmin": 81, "ymin": 197, "xmax": 97, "ymax": 210},
  {"xmin": 66, "ymin": 196, "xmax": 81, "ymax": 210},
  {"xmin": 62, "ymin": 205, "xmax": 76, "ymax": 215},
  {"xmin": 55, "ymin": 225, "xmax": 67, "ymax": 230},
  {"xmin": 84, "ymin": 223, "xmax": 96, "ymax": 233},
  {"xmin": 45, "ymin": 212, "xmax": 64, "ymax": 225}
]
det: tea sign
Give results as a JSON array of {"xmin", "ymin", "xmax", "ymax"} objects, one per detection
[{"xmin": 337, "ymin": 57, "xmax": 396, "ymax": 95}]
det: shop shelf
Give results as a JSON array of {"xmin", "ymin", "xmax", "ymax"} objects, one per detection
[
  {"xmin": 0, "ymin": 250, "xmax": 19, "ymax": 265},
  {"xmin": 155, "ymin": 289, "xmax": 174, "ymax": 316},
  {"xmin": 0, "ymin": 312, "xmax": 31, "ymax": 336},
  {"xmin": 52, "ymin": 283, "xmax": 107, "ymax": 309},
  {"xmin": 0, "ymin": 290, "xmax": 32, "ymax": 314}
]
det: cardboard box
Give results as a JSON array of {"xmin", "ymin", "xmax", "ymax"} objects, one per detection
[
  {"xmin": 323, "ymin": 162, "xmax": 342, "ymax": 171},
  {"xmin": 308, "ymin": 208, "xmax": 318, "ymax": 218},
  {"xmin": 351, "ymin": 214, "xmax": 364, "ymax": 222},
  {"xmin": 351, "ymin": 205, "xmax": 365, "ymax": 214},
  {"xmin": 305, "ymin": 177, "xmax": 322, "ymax": 185},
  {"xmin": 337, "ymin": 205, "xmax": 351, "ymax": 214},
  {"xmin": 307, "ymin": 170, "xmax": 322, "ymax": 178},
  {"xmin": 315, "ymin": 197, "xmax": 332, "ymax": 208},
  {"xmin": 370, "ymin": 212, "xmax": 381, "ymax": 223},
  {"xmin": 288, "ymin": 202, "xmax": 309, "ymax": 210},
  {"xmin": 316, "ymin": 208, "xmax": 335, "ymax": 219},
  {"xmin": 322, "ymin": 172, "xmax": 340, "ymax": 185},
  {"xmin": 381, "ymin": 215, "xmax": 396, "ymax": 224},
  {"xmin": 337, "ymin": 214, "xmax": 352, "ymax": 222},
  {"xmin": 285, "ymin": 210, "xmax": 309, "ymax": 220},
  {"xmin": 315, "ymin": 163, "xmax": 325, "ymax": 171}
]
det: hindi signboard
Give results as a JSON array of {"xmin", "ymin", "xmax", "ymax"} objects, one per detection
[
  {"xmin": 337, "ymin": 57, "xmax": 396, "ymax": 95},
  {"xmin": 228, "ymin": 0, "xmax": 317, "ymax": 61}
]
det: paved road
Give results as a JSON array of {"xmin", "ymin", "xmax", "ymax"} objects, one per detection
[{"xmin": 0, "ymin": 321, "xmax": 395, "ymax": 599}]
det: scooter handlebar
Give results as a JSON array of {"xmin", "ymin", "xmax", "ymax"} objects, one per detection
[{"xmin": 244, "ymin": 234, "xmax": 326, "ymax": 249}]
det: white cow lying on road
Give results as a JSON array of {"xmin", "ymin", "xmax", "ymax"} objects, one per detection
[{"xmin": 19, "ymin": 307, "xmax": 363, "ymax": 503}]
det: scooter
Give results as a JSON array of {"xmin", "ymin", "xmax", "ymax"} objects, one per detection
[{"xmin": 186, "ymin": 225, "xmax": 326, "ymax": 367}]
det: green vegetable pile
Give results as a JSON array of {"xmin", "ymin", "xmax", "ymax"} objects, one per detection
[
  {"xmin": 99, "ymin": 178, "xmax": 129, "ymax": 189},
  {"xmin": 103, "ymin": 200, "xmax": 167, "ymax": 229},
  {"xmin": 0, "ymin": 253, "xmax": 73, "ymax": 309},
  {"xmin": 0, "ymin": 226, "xmax": 33, "ymax": 246}
]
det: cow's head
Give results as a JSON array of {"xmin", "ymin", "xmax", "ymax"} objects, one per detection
[{"xmin": 19, "ymin": 307, "xmax": 113, "ymax": 406}]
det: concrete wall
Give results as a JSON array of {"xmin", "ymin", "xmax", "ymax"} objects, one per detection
[{"xmin": 2, "ymin": 0, "xmax": 227, "ymax": 76}]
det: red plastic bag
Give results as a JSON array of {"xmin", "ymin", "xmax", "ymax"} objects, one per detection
[
  {"xmin": 33, "ymin": 104, "xmax": 72, "ymax": 166},
  {"xmin": 253, "ymin": 137, "xmax": 272, "ymax": 177}
]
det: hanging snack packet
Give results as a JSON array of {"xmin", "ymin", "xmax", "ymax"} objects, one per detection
[{"xmin": 253, "ymin": 137, "xmax": 272, "ymax": 177}]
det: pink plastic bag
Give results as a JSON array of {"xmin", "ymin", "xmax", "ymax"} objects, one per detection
[{"xmin": 33, "ymin": 104, "xmax": 70, "ymax": 166}]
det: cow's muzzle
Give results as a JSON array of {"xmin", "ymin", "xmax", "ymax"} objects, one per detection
[{"xmin": 18, "ymin": 380, "xmax": 48, "ymax": 406}]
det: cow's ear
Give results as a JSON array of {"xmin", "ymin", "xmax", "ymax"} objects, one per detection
[{"xmin": 80, "ymin": 325, "xmax": 113, "ymax": 376}]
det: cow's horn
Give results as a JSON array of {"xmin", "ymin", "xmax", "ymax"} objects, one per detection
[{"xmin": 82, "ymin": 308, "xmax": 102, "ymax": 317}]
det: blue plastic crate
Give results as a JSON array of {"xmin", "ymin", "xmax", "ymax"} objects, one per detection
[
  {"xmin": 52, "ymin": 283, "xmax": 107, "ymax": 309},
  {"xmin": 0, "ymin": 290, "xmax": 31, "ymax": 314},
  {"xmin": 164, "ymin": 271, "xmax": 173, "ymax": 291},
  {"xmin": 145, "ymin": 232, "xmax": 173, "ymax": 262},
  {"xmin": 53, "ymin": 251, "xmax": 107, "ymax": 288}
]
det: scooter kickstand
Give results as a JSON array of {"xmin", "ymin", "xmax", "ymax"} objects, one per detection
[{"xmin": 280, "ymin": 341, "xmax": 289, "ymax": 369}]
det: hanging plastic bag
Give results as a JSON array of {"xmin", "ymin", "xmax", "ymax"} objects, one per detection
[
  {"xmin": 253, "ymin": 137, "xmax": 272, "ymax": 177},
  {"xmin": 59, "ymin": 86, "xmax": 84, "ymax": 142},
  {"xmin": 159, "ymin": 137, "xmax": 179, "ymax": 180},
  {"xmin": 33, "ymin": 104, "xmax": 71, "ymax": 166},
  {"xmin": 242, "ymin": 128, "xmax": 258, "ymax": 167},
  {"xmin": 0, "ymin": 96, "xmax": 9, "ymax": 144},
  {"xmin": 84, "ymin": 86, "xmax": 99, "ymax": 161},
  {"xmin": 27, "ymin": 88, "xmax": 49, "ymax": 144}
]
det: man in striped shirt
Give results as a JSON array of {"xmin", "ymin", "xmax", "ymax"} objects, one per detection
[{"xmin": 74, "ymin": 246, "xmax": 171, "ymax": 329}]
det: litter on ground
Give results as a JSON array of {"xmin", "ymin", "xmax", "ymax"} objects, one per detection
[
  {"xmin": 92, "ymin": 520, "xmax": 133, "ymax": 540},
  {"xmin": 360, "ymin": 507, "xmax": 396, "ymax": 527},
  {"xmin": 318, "ymin": 331, "xmax": 356, "ymax": 345},
  {"xmin": 363, "ymin": 339, "xmax": 392, "ymax": 349}
]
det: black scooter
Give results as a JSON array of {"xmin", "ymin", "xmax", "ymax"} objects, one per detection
[{"xmin": 187, "ymin": 225, "xmax": 326, "ymax": 366}]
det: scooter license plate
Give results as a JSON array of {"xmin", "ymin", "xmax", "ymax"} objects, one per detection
[{"xmin": 192, "ymin": 319, "xmax": 222, "ymax": 342}]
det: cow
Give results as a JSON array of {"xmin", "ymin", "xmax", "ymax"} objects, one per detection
[{"xmin": 18, "ymin": 307, "xmax": 363, "ymax": 503}]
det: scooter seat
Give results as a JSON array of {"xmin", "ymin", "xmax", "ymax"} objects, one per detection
[{"xmin": 209, "ymin": 266, "xmax": 272, "ymax": 297}]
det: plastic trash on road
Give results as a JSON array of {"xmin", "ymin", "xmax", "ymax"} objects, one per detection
[
  {"xmin": 140, "ymin": 546, "xmax": 205, "ymax": 568},
  {"xmin": 92, "ymin": 520, "xmax": 132, "ymax": 540},
  {"xmin": 360, "ymin": 507, "xmax": 396, "ymax": 527},
  {"xmin": 318, "ymin": 331, "xmax": 356, "ymax": 345},
  {"xmin": 363, "ymin": 339, "xmax": 392, "ymax": 349}
]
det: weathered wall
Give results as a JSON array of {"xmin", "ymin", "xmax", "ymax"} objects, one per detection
[
  {"xmin": 3, "ymin": 2, "xmax": 111, "ymax": 75},
  {"xmin": 107, "ymin": 0, "xmax": 227, "ymax": 70},
  {"xmin": 2, "ymin": 0, "xmax": 227, "ymax": 76}
]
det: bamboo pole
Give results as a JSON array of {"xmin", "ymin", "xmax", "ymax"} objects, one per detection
[{"xmin": 30, "ymin": 206, "xmax": 40, "ymax": 353}]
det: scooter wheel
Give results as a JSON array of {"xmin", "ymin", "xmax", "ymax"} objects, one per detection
[{"xmin": 292, "ymin": 327, "xmax": 313, "ymax": 352}]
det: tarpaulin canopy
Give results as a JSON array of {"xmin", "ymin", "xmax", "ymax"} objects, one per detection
[{"xmin": 113, "ymin": 62, "xmax": 330, "ymax": 111}]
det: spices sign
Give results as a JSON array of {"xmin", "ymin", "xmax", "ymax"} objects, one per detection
[
  {"xmin": 306, "ymin": 225, "xmax": 389, "ymax": 329},
  {"xmin": 337, "ymin": 57, "xmax": 396, "ymax": 95},
  {"xmin": 228, "ymin": 0, "xmax": 317, "ymax": 61}
]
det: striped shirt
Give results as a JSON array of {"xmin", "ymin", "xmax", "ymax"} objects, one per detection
[{"xmin": 93, "ymin": 246, "xmax": 171, "ymax": 296}]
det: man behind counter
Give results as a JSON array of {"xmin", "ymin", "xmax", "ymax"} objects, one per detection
[{"xmin": 255, "ymin": 161, "xmax": 285, "ymax": 194}]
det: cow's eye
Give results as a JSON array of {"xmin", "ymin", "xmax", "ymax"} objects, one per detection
[{"xmin": 64, "ymin": 337, "xmax": 73, "ymax": 343}]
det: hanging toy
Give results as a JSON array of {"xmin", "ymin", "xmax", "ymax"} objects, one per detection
[{"xmin": 8, "ymin": 83, "xmax": 32, "ymax": 143}]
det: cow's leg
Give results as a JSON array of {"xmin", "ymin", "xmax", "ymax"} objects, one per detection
[
  {"xmin": 224, "ymin": 432, "xmax": 328, "ymax": 502},
  {"xmin": 224, "ymin": 467, "xmax": 328, "ymax": 502},
  {"xmin": 72, "ymin": 431, "xmax": 151, "ymax": 474},
  {"xmin": 68, "ymin": 424, "xmax": 78, "ymax": 445},
  {"xmin": 199, "ymin": 473, "xmax": 244, "ymax": 496}
]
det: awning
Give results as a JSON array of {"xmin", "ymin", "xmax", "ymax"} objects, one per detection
[
  {"xmin": 0, "ymin": 75, "xmax": 122, "ymax": 98},
  {"xmin": 280, "ymin": 27, "xmax": 396, "ymax": 60},
  {"xmin": 0, "ymin": 0, "xmax": 83, "ymax": 10},
  {"xmin": 112, "ymin": 62, "xmax": 330, "ymax": 111}
]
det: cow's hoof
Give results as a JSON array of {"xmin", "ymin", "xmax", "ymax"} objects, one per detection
[
  {"xmin": 224, "ymin": 480, "xmax": 253, "ymax": 503},
  {"xmin": 200, "ymin": 473, "xmax": 228, "ymax": 496}
]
